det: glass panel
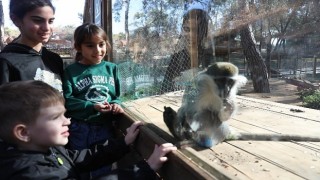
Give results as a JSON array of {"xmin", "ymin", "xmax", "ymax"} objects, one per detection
[{"xmin": 113, "ymin": 0, "xmax": 319, "ymax": 109}]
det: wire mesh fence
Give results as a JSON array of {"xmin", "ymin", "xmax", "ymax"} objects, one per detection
[
  {"xmin": 114, "ymin": 9, "xmax": 216, "ymax": 101},
  {"xmin": 110, "ymin": 1, "xmax": 320, "ymax": 102}
]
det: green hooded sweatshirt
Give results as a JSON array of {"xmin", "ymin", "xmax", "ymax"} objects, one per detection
[{"xmin": 63, "ymin": 61, "xmax": 121, "ymax": 123}]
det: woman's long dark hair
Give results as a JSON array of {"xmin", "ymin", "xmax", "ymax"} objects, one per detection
[
  {"xmin": 182, "ymin": 9, "xmax": 209, "ymax": 49},
  {"xmin": 10, "ymin": 0, "xmax": 55, "ymax": 20}
]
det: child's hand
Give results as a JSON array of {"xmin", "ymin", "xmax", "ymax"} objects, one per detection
[
  {"xmin": 124, "ymin": 121, "xmax": 143, "ymax": 145},
  {"xmin": 146, "ymin": 143, "xmax": 177, "ymax": 171},
  {"xmin": 94, "ymin": 102, "xmax": 111, "ymax": 113},
  {"xmin": 110, "ymin": 103, "xmax": 124, "ymax": 114}
]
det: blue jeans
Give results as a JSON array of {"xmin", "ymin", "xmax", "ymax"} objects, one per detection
[{"xmin": 68, "ymin": 119, "xmax": 114, "ymax": 178}]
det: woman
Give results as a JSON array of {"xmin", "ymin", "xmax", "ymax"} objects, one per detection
[
  {"xmin": 160, "ymin": 8, "xmax": 214, "ymax": 93},
  {"xmin": 0, "ymin": 0, "xmax": 63, "ymax": 92}
]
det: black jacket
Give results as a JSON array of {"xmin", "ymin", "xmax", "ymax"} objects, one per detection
[
  {"xmin": 0, "ymin": 139, "xmax": 157, "ymax": 180},
  {"xmin": 0, "ymin": 43, "xmax": 64, "ymax": 91}
]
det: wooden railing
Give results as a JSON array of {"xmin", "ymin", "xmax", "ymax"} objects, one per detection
[{"xmin": 115, "ymin": 109, "xmax": 234, "ymax": 180}]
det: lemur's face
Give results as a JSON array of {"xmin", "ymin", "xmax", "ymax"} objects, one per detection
[
  {"xmin": 213, "ymin": 77, "xmax": 235, "ymax": 100},
  {"xmin": 205, "ymin": 62, "xmax": 238, "ymax": 100}
]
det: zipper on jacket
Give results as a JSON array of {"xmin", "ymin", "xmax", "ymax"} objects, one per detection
[
  {"xmin": 50, "ymin": 148, "xmax": 64, "ymax": 166},
  {"xmin": 49, "ymin": 148, "xmax": 74, "ymax": 172}
]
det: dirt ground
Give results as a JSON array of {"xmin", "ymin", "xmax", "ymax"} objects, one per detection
[{"xmin": 239, "ymin": 78, "xmax": 303, "ymax": 106}]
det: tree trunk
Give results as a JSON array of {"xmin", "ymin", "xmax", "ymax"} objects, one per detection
[
  {"xmin": 124, "ymin": 0, "xmax": 130, "ymax": 58},
  {"xmin": 239, "ymin": 0, "xmax": 270, "ymax": 93},
  {"xmin": 0, "ymin": 0, "xmax": 5, "ymax": 50},
  {"xmin": 266, "ymin": 20, "xmax": 272, "ymax": 77}
]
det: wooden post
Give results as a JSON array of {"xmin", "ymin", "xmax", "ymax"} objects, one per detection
[
  {"xmin": 83, "ymin": 0, "xmax": 93, "ymax": 23},
  {"xmin": 313, "ymin": 55, "xmax": 317, "ymax": 78},
  {"xmin": 103, "ymin": 0, "xmax": 113, "ymax": 61},
  {"xmin": 189, "ymin": 11, "xmax": 198, "ymax": 69},
  {"xmin": 294, "ymin": 53, "xmax": 298, "ymax": 75}
]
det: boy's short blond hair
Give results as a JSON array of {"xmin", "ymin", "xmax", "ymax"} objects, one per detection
[{"xmin": 0, "ymin": 80, "xmax": 64, "ymax": 142}]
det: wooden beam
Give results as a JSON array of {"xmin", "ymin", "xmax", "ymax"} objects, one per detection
[
  {"xmin": 103, "ymin": 0, "xmax": 113, "ymax": 61},
  {"xmin": 190, "ymin": 10, "xmax": 199, "ymax": 69},
  {"xmin": 313, "ymin": 56, "xmax": 317, "ymax": 78},
  {"xmin": 83, "ymin": 0, "xmax": 93, "ymax": 23}
]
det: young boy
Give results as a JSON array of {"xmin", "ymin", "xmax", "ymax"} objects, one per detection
[{"xmin": 0, "ymin": 80, "xmax": 177, "ymax": 179}]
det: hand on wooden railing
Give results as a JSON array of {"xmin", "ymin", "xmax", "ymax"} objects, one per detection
[
  {"xmin": 146, "ymin": 143, "xmax": 177, "ymax": 171},
  {"xmin": 124, "ymin": 121, "xmax": 143, "ymax": 145}
]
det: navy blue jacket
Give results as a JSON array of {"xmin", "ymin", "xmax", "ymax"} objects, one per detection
[{"xmin": 0, "ymin": 138, "xmax": 157, "ymax": 180}]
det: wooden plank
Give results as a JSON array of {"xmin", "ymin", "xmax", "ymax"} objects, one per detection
[
  {"xmin": 231, "ymin": 107, "xmax": 320, "ymax": 137},
  {"xmin": 236, "ymin": 96, "xmax": 320, "ymax": 122},
  {"xmin": 203, "ymin": 142, "xmax": 308, "ymax": 180},
  {"xmin": 214, "ymin": 143, "xmax": 303, "ymax": 180},
  {"xmin": 228, "ymin": 120, "xmax": 277, "ymax": 134},
  {"xmin": 181, "ymin": 147, "xmax": 250, "ymax": 180},
  {"xmin": 154, "ymin": 95, "xmax": 183, "ymax": 108},
  {"xmin": 288, "ymin": 142, "xmax": 320, "ymax": 153},
  {"xmin": 123, "ymin": 101, "xmax": 164, "ymax": 124},
  {"xmin": 227, "ymin": 141, "xmax": 320, "ymax": 180}
]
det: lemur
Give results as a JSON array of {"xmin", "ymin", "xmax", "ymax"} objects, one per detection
[{"xmin": 163, "ymin": 62, "xmax": 320, "ymax": 148}]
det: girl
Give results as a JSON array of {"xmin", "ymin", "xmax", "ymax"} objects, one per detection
[
  {"xmin": 0, "ymin": 0, "xmax": 63, "ymax": 92},
  {"xmin": 63, "ymin": 23, "xmax": 124, "ymax": 177}
]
